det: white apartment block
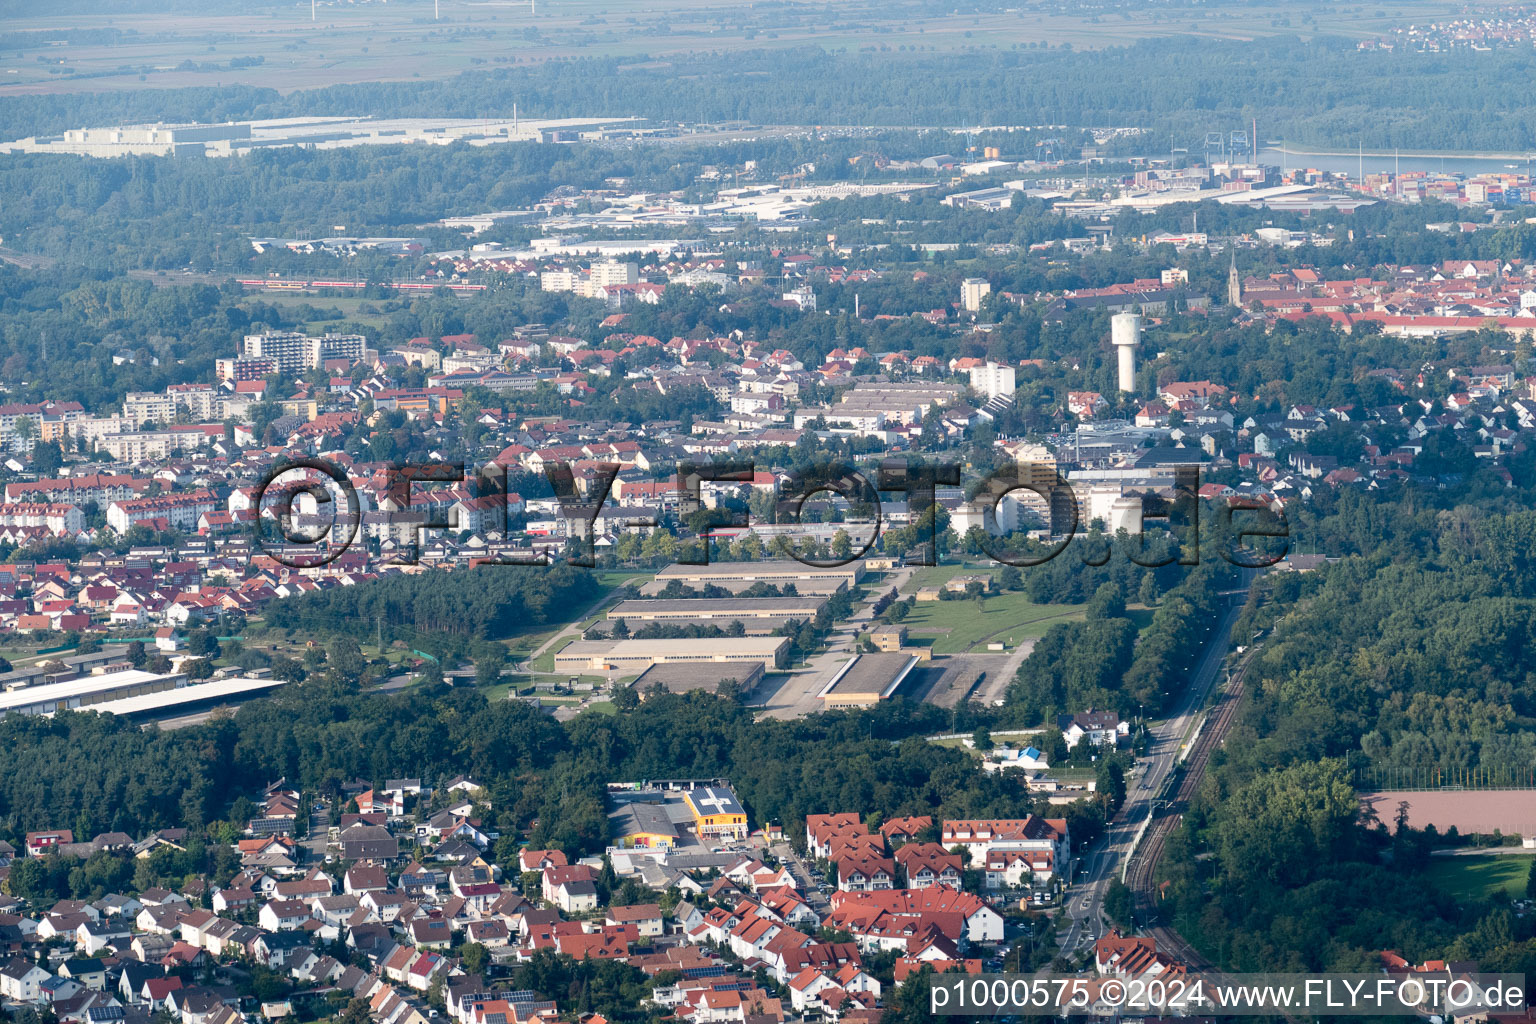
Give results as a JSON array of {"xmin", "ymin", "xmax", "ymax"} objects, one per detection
[
  {"xmin": 242, "ymin": 331, "xmax": 366, "ymax": 373},
  {"xmin": 541, "ymin": 261, "xmax": 638, "ymax": 298},
  {"xmin": 95, "ymin": 430, "xmax": 206, "ymax": 463},
  {"xmin": 5, "ymin": 474, "xmax": 143, "ymax": 506},
  {"xmin": 76, "ymin": 416, "xmax": 133, "ymax": 443},
  {"xmin": 242, "ymin": 331, "xmax": 310, "ymax": 372},
  {"xmin": 0, "ymin": 503, "xmax": 83, "ymax": 535},
  {"xmin": 792, "ymin": 406, "xmax": 886, "ymax": 436},
  {"xmin": 441, "ymin": 351, "xmax": 500, "ymax": 374},
  {"xmin": 950, "ymin": 494, "xmax": 1024, "ymax": 536},
  {"xmin": 123, "ymin": 392, "xmax": 178, "ymax": 426},
  {"xmin": 215, "ymin": 392, "xmax": 256, "ymax": 423},
  {"xmin": 672, "ymin": 269, "xmax": 732, "ymax": 288},
  {"xmin": 589, "ymin": 260, "xmax": 639, "ymax": 287},
  {"xmin": 0, "ymin": 401, "xmax": 83, "ymax": 440},
  {"xmin": 782, "ymin": 285, "xmax": 817, "ymax": 311},
  {"xmin": 106, "ymin": 490, "xmax": 219, "ymax": 533},
  {"xmin": 166, "ymin": 385, "xmax": 221, "ymax": 420},
  {"xmin": 967, "ymin": 361, "xmax": 1016, "ymax": 399},
  {"xmin": 312, "ymin": 332, "xmax": 366, "ymax": 368},
  {"xmin": 961, "ymin": 277, "xmax": 992, "ymax": 312},
  {"xmin": 540, "ymin": 269, "xmax": 580, "ymax": 293}
]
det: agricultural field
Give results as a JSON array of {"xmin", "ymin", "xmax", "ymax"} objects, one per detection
[{"xmin": 0, "ymin": 0, "xmax": 1478, "ymax": 99}]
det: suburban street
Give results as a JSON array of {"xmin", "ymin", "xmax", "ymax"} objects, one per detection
[
  {"xmin": 769, "ymin": 841, "xmax": 834, "ymax": 914},
  {"xmin": 1056, "ymin": 592, "xmax": 1248, "ymax": 956}
]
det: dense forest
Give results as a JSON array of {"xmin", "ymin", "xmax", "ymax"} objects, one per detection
[
  {"xmin": 0, "ymin": 141, "xmax": 735, "ymax": 267},
  {"xmin": 1154, "ymin": 500, "xmax": 1536, "ymax": 976},
  {"xmin": 1227, "ymin": 508, "xmax": 1536, "ymax": 785},
  {"xmin": 1006, "ymin": 552, "xmax": 1230, "ymax": 724},
  {"xmin": 261, "ymin": 563, "xmax": 601, "ymax": 651}
]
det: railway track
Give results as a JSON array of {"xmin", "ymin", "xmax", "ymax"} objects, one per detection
[
  {"xmin": 1108, "ymin": 612, "xmax": 1312, "ymax": 1023},
  {"xmin": 1123, "ymin": 642, "xmax": 1261, "ymax": 969}
]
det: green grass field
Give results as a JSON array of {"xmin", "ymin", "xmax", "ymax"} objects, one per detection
[
  {"xmin": 528, "ymin": 637, "xmax": 573, "ymax": 674},
  {"xmin": 1425, "ymin": 855, "xmax": 1536, "ymax": 902},
  {"xmin": 898, "ymin": 591, "xmax": 1082, "ymax": 653},
  {"xmin": 900, "ymin": 565, "xmax": 974, "ymax": 593},
  {"xmin": 595, "ymin": 570, "xmax": 653, "ymax": 589},
  {"xmin": 249, "ymin": 295, "xmax": 383, "ymax": 314},
  {"xmin": 891, "ymin": 563, "xmax": 1083, "ymax": 652},
  {"xmin": 479, "ymin": 674, "xmax": 528, "ymax": 702}
]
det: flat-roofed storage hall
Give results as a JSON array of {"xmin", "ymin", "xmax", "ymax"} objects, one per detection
[
  {"xmin": 817, "ymin": 652, "xmax": 921, "ymax": 707},
  {"xmin": 0, "ymin": 668, "xmax": 189, "ymax": 717},
  {"xmin": 606, "ymin": 597, "xmax": 827, "ymax": 634},
  {"xmin": 555, "ymin": 637, "xmax": 790, "ymax": 674},
  {"xmin": 80, "ymin": 677, "xmax": 289, "ymax": 721},
  {"xmin": 652, "ymin": 559, "xmax": 864, "ymax": 588},
  {"xmin": 0, "ymin": 668, "xmax": 286, "ymax": 720},
  {"xmin": 632, "ymin": 661, "xmax": 766, "ymax": 697},
  {"xmin": 638, "ymin": 576, "xmax": 847, "ymax": 597}
]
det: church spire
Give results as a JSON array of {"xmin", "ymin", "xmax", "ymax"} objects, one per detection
[{"xmin": 1228, "ymin": 251, "xmax": 1242, "ymax": 308}]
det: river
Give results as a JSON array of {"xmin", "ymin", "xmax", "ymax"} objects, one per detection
[{"xmin": 1257, "ymin": 146, "xmax": 1535, "ymax": 178}]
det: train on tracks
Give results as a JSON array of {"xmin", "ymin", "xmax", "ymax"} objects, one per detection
[{"xmin": 236, "ymin": 278, "xmax": 486, "ymax": 293}]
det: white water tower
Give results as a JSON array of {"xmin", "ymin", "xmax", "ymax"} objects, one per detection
[
  {"xmin": 1109, "ymin": 495, "xmax": 1144, "ymax": 536},
  {"xmin": 1111, "ymin": 311, "xmax": 1141, "ymax": 393}
]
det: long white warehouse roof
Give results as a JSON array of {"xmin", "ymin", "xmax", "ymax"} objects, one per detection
[
  {"xmin": 0, "ymin": 668, "xmax": 173, "ymax": 714},
  {"xmin": 74, "ymin": 677, "xmax": 288, "ymax": 718}
]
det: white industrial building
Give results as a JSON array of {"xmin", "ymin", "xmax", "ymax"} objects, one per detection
[
  {"xmin": 0, "ymin": 115, "xmax": 647, "ymax": 159},
  {"xmin": 0, "ymin": 667, "xmax": 285, "ymax": 719}
]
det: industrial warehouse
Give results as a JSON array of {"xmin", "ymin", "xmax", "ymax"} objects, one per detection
[
  {"xmin": 630, "ymin": 661, "xmax": 767, "ymax": 697},
  {"xmin": 0, "ymin": 666, "xmax": 287, "ymax": 720},
  {"xmin": 604, "ymin": 596, "xmax": 827, "ymax": 634},
  {"xmin": 553, "ymin": 636, "xmax": 790, "ymax": 674},
  {"xmin": 650, "ymin": 559, "xmax": 865, "ymax": 589},
  {"xmin": 636, "ymin": 574, "xmax": 848, "ymax": 596},
  {"xmin": 816, "ymin": 652, "xmax": 922, "ymax": 708},
  {"xmin": 607, "ymin": 779, "xmax": 751, "ymax": 848},
  {"xmin": 0, "ymin": 114, "xmax": 648, "ymax": 158}
]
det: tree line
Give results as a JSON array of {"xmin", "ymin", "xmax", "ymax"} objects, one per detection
[{"xmin": 9, "ymin": 38, "xmax": 1536, "ymax": 149}]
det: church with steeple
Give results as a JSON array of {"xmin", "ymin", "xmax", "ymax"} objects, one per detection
[{"xmin": 1227, "ymin": 252, "xmax": 1242, "ymax": 307}]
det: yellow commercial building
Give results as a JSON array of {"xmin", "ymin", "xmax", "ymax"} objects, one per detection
[{"xmin": 682, "ymin": 785, "xmax": 749, "ymax": 840}]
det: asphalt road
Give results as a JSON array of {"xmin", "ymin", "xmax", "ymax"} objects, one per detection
[
  {"xmin": 1056, "ymin": 593, "xmax": 1248, "ymax": 957},
  {"xmin": 770, "ymin": 841, "xmax": 833, "ymax": 914}
]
